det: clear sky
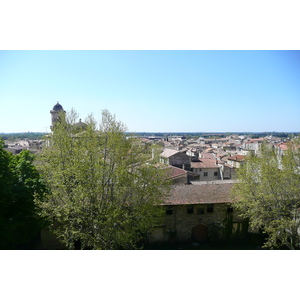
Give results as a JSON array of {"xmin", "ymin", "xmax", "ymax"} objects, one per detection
[{"xmin": 0, "ymin": 50, "xmax": 299, "ymax": 133}]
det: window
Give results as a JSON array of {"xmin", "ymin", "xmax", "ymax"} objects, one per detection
[
  {"xmin": 184, "ymin": 164, "xmax": 190, "ymax": 170},
  {"xmin": 207, "ymin": 204, "xmax": 214, "ymax": 213},
  {"xmin": 204, "ymin": 172, "xmax": 208, "ymax": 177},
  {"xmin": 227, "ymin": 206, "xmax": 233, "ymax": 213},
  {"xmin": 187, "ymin": 205, "xmax": 194, "ymax": 214},
  {"xmin": 197, "ymin": 208, "xmax": 205, "ymax": 215},
  {"xmin": 214, "ymin": 172, "xmax": 218, "ymax": 176},
  {"xmin": 166, "ymin": 206, "xmax": 173, "ymax": 215}
]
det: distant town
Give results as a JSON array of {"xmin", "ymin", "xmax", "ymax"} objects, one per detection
[
  {"xmin": 1, "ymin": 130, "xmax": 297, "ymax": 184},
  {"xmin": 2, "ymin": 129, "xmax": 298, "ymax": 248},
  {"xmin": 1, "ymin": 103, "xmax": 299, "ymax": 250},
  {"xmin": 0, "ymin": 130, "xmax": 297, "ymax": 157}
]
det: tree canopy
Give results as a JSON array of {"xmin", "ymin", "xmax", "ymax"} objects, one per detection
[
  {"xmin": 35, "ymin": 109, "xmax": 170, "ymax": 250},
  {"xmin": 0, "ymin": 139, "xmax": 46, "ymax": 249},
  {"xmin": 231, "ymin": 139, "xmax": 300, "ymax": 249}
]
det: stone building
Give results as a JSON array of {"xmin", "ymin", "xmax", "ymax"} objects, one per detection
[
  {"xmin": 162, "ymin": 164, "xmax": 199, "ymax": 184},
  {"xmin": 191, "ymin": 158, "xmax": 221, "ymax": 181},
  {"xmin": 164, "ymin": 165, "xmax": 189, "ymax": 184},
  {"xmin": 227, "ymin": 154, "xmax": 246, "ymax": 168},
  {"xmin": 242, "ymin": 139, "xmax": 264, "ymax": 154},
  {"xmin": 150, "ymin": 182, "xmax": 247, "ymax": 243},
  {"xmin": 160, "ymin": 148, "xmax": 191, "ymax": 170}
]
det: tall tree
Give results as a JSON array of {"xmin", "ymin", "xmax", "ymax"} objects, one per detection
[
  {"xmin": 0, "ymin": 140, "xmax": 46, "ymax": 249},
  {"xmin": 35, "ymin": 109, "xmax": 169, "ymax": 250},
  {"xmin": 231, "ymin": 139, "xmax": 300, "ymax": 249}
]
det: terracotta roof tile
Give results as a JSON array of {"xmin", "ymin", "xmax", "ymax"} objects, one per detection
[
  {"xmin": 160, "ymin": 148, "xmax": 179, "ymax": 158},
  {"xmin": 274, "ymin": 143, "xmax": 288, "ymax": 151},
  {"xmin": 165, "ymin": 165, "xmax": 187, "ymax": 178},
  {"xmin": 164, "ymin": 183, "xmax": 233, "ymax": 205},
  {"xmin": 200, "ymin": 152, "xmax": 215, "ymax": 159},
  {"xmin": 191, "ymin": 158, "xmax": 218, "ymax": 168},
  {"xmin": 227, "ymin": 155, "xmax": 245, "ymax": 162}
]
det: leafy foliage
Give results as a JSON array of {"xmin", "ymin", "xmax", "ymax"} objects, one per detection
[
  {"xmin": 36, "ymin": 109, "xmax": 170, "ymax": 250},
  {"xmin": 0, "ymin": 139, "xmax": 47, "ymax": 249},
  {"xmin": 231, "ymin": 139, "xmax": 300, "ymax": 249}
]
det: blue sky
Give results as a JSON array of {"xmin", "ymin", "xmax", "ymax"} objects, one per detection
[{"xmin": 0, "ymin": 50, "xmax": 299, "ymax": 133}]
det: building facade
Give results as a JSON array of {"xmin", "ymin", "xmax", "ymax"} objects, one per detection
[{"xmin": 150, "ymin": 183, "xmax": 248, "ymax": 243}]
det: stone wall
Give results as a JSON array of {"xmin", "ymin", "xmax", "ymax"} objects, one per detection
[
  {"xmin": 149, "ymin": 203, "xmax": 247, "ymax": 243},
  {"xmin": 169, "ymin": 152, "xmax": 191, "ymax": 169},
  {"xmin": 222, "ymin": 166, "xmax": 232, "ymax": 179}
]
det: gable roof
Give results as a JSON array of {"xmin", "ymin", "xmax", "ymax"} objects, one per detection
[
  {"xmin": 160, "ymin": 148, "xmax": 180, "ymax": 158},
  {"xmin": 163, "ymin": 183, "xmax": 233, "ymax": 205},
  {"xmin": 165, "ymin": 165, "xmax": 187, "ymax": 179},
  {"xmin": 191, "ymin": 158, "xmax": 219, "ymax": 169},
  {"xmin": 227, "ymin": 155, "xmax": 245, "ymax": 162}
]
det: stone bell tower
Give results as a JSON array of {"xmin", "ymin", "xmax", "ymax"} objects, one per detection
[{"xmin": 50, "ymin": 102, "xmax": 65, "ymax": 130}]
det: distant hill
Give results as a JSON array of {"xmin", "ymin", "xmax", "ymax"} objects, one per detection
[
  {"xmin": 0, "ymin": 132, "xmax": 47, "ymax": 141},
  {"xmin": 1, "ymin": 131, "xmax": 298, "ymax": 141},
  {"xmin": 126, "ymin": 132, "xmax": 299, "ymax": 138}
]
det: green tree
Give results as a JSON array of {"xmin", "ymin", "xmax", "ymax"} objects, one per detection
[
  {"xmin": 35, "ymin": 109, "xmax": 170, "ymax": 250},
  {"xmin": 231, "ymin": 139, "xmax": 300, "ymax": 249},
  {"xmin": 0, "ymin": 139, "xmax": 46, "ymax": 249}
]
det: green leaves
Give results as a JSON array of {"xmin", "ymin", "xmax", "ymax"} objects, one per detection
[
  {"xmin": 232, "ymin": 139, "xmax": 300, "ymax": 249},
  {"xmin": 36, "ymin": 109, "xmax": 169, "ymax": 250},
  {"xmin": 0, "ymin": 141, "xmax": 46, "ymax": 249}
]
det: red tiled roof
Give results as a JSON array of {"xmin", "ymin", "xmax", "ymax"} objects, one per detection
[
  {"xmin": 227, "ymin": 155, "xmax": 245, "ymax": 162},
  {"xmin": 191, "ymin": 158, "xmax": 219, "ymax": 169},
  {"xmin": 163, "ymin": 183, "xmax": 233, "ymax": 205},
  {"xmin": 165, "ymin": 165, "xmax": 187, "ymax": 179},
  {"xmin": 274, "ymin": 143, "xmax": 288, "ymax": 151}
]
